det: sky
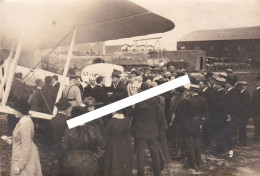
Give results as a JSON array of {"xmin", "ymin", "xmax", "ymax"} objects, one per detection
[{"xmin": 106, "ymin": 0, "xmax": 260, "ymax": 50}]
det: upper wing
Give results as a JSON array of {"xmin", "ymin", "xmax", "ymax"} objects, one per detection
[{"xmin": 1, "ymin": 0, "xmax": 174, "ymax": 51}]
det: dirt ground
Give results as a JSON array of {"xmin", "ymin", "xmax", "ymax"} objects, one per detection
[{"xmin": 1, "ymin": 114, "xmax": 260, "ymax": 176}]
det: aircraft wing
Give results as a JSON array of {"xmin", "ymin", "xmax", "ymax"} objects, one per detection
[{"xmin": 1, "ymin": 0, "xmax": 174, "ymax": 51}]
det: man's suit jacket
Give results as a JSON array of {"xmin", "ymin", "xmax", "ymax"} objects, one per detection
[
  {"xmin": 53, "ymin": 82, "xmax": 60, "ymax": 90},
  {"xmin": 30, "ymin": 88, "xmax": 45, "ymax": 113},
  {"xmin": 41, "ymin": 85, "xmax": 58, "ymax": 114},
  {"xmin": 83, "ymin": 84, "xmax": 95, "ymax": 98},
  {"xmin": 183, "ymin": 95, "xmax": 208, "ymax": 135},
  {"xmin": 238, "ymin": 89, "xmax": 252, "ymax": 118},
  {"xmin": 92, "ymin": 85, "xmax": 109, "ymax": 106},
  {"xmin": 226, "ymin": 87, "xmax": 239, "ymax": 117},
  {"xmin": 252, "ymin": 88, "xmax": 260, "ymax": 116},
  {"xmin": 211, "ymin": 89, "xmax": 228, "ymax": 129},
  {"xmin": 132, "ymin": 97, "xmax": 160, "ymax": 139},
  {"xmin": 109, "ymin": 81, "xmax": 128, "ymax": 103}
]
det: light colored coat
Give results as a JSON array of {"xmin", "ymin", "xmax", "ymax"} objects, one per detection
[{"xmin": 11, "ymin": 116, "xmax": 42, "ymax": 176}]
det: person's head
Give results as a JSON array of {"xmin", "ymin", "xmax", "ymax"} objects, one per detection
[
  {"xmin": 96, "ymin": 76, "xmax": 104, "ymax": 85},
  {"xmin": 89, "ymin": 76, "xmax": 96, "ymax": 86},
  {"xmin": 45, "ymin": 76, "xmax": 52, "ymax": 86},
  {"xmin": 139, "ymin": 82, "xmax": 150, "ymax": 92},
  {"xmin": 121, "ymin": 72, "xmax": 128, "ymax": 82},
  {"xmin": 199, "ymin": 80, "xmax": 208, "ymax": 90},
  {"xmin": 13, "ymin": 99, "xmax": 31, "ymax": 118},
  {"xmin": 35, "ymin": 79, "xmax": 44, "ymax": 88},
  {"xmin": 71, "ymin": 106, "xmax": 85, "ymax": 119},
  {"xmin": 162, "ymin": 65, "xmax": 168, "ymax": 72},
  {"xmin": 69, "ymin": 75, "xmax": 80, "ymax": 85},
  {"xmin": 55, "ymin": 97, "xmax": 71, "ymax": 114},
  {"xmin": 255, "ymin": 75, "xmax": 260, "ymax": 87},
  {"xmin": 175, "ymin": 86, "xmax": 186, "ymax": 94},
  {"xmin": 14, "ymin": 72, "xmax": 23, "ymax": 80},
  {"xmin": 169, "ymin": 65, "xmax": 175, "ymax": 73},
  {"xmin": 189, "ymin": 84, "xmax": 200, "ymax": 95},
  {"xmin": 52, "ymin": 75, "xmax": 58, "ymax": 83},
  {"xmin": 226, "ymin": 69, "xmax": 233, "ymax": 77},
  {"xmin": 84, "ymin": 97, "xmax": 99, "ymax": 112},
  {"xmin": 150, "ymin": 81, "xmax": 158, "ymax": 88},
  {"xmin": 112, "ymin": 72, "xmax": 121, "ymax": 84}
]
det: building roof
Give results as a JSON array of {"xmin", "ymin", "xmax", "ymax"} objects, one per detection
[{"xmin": 178, "ymin": 26, "xmax": 260, "ymax": 42}]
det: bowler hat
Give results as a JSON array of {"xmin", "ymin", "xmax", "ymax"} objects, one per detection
[
  {"xmin": 13, "ymin": 99, "xmax": 31, "ymax": 115},
  {"xmin": 55, "ymin": 97, "xmax": 71, "ymax": 111}
]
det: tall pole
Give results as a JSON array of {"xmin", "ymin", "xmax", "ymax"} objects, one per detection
[
  {"xmin": 53, "ymin": 26, "xmax": 78, "ymax": 115},
  {"xmin": 0, "ymin": 40, "xmax": 16, "ymax": 100},
  {"xmin": 2, "ymin": 36, "xmax": 24, "ymax": 106}
]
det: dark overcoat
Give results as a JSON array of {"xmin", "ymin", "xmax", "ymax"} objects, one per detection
[{"xmin": 103, "ymin": 118, "xmax": 132, "ymax": 176}]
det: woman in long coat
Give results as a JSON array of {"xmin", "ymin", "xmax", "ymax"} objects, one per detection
[
  {"xmin": 61, "ymin": 101, "xmax": 106, "ymax": 176},
  {"xmin": 103, "ymin": 110, "xmax": 133, "ymax": 176},
  {"xmin": 11, "ymin": 99, "xmax": 42, "ymax": 176}
]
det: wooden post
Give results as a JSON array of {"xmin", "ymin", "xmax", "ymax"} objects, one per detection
[
  {"xmin": 0, "ymin": 40, "xmax": 16, "ymax": 100},
  {"xmin": 2, "ymin": 36, "xmax": 24, "ymax": 106},
  {"xmin": 53, "ymin": 26, "xmax": 78, "ymax": 115}
]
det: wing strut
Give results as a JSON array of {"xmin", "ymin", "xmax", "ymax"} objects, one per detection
[
  {"xmin": 53, "ymin": 26, "xmax": 79, "ymax": 115},
  {"xmin": 2, "ymin": 36, "xmax": 24, "ymax": 106},
  {"xmin": 0, "ymin": 40, "xmax": 16, "ymax": 100}
]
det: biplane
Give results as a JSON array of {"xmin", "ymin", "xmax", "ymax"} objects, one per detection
[{"xmin": 0, "ymin": 0, "xmax": 174, "ymax": 120}]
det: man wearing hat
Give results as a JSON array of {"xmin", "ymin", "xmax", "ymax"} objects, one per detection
[
  {"xmin": 237, "ymin": 81, "xmax": 252, "ymax": 146},
  {"xmin": 132, "ymin": 83, "xmax": 161, "ymax": 176},
  {"xmin": 252, "ymin": 75, "xmax": 260, "ymax": 141},
  {"xmin": 183, "ymin": 84, "xmax": 208, "ymax": 169},
  {"xmin": 199, "ymin": 79, "xmax": 214, "ymax": 150},
  {"xmin": 50, "ymin": 98, "xmax": 71, "ymax": 175},
  {"xmin": 225, "ymin": 77, "xmax": 240, "ymax": 152},
  {"xmin": 226, "ymin": 69, "xmax": 238, "ymax": 84},
  {"xmin": 211, "ymin": 76, "xmax": 231, "ymax": 155},
  {"xmin": 107, "ymin": 71, "xmax": 128, "ymax": 103},
  {"xmin": 63, "ymin": 75, "xmax": 85, "ymax": 115}
]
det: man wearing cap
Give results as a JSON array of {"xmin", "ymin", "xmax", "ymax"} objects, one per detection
[
  {"xmin": 252, "ymin": 76, "xmax": 260, "ymax": 141},
  {"xmin": 50, "ymin": 98, "xmax": 71, "ymax": 175},
  {"xmin": 226, "ymin": 69, "xmax": 238, "ymax": 84},
  {"xmin": 62, "ymin": 75, "xmax": 85, "ymax": 115},
  {"xmin": 183, "ymin": 84, "xmax": 208, "ymax": 169},
  {"xmin": 83, "ymin": 76, "xmax": 96, "ymax": 98},
  {"xmin": 132, "ymin": 83, "xmax": 161, "ymax": 176},
  {"xmin": 225, "ymin": 77, "xmax": 239, "ymax": 150},
  {"xmin": 199, "ymin": 79, "xmax": 214, "ymax": 150},
  {"xmin": 211, "ymin": 77, "xmax": 230, "ymax": 155},
  {"xmin": 237, "ymin": 81, "xmax": 252, "ymax": 146},
  {"xmin": 107, "ymin": 71, "xmax": 128, "ymax": 103}
]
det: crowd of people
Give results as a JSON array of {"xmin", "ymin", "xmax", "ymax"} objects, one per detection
[{"xmin": 4, "ymin": 66, "xmax": 260, "ymax": 176}]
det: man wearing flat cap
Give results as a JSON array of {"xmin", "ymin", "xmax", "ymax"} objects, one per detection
[
  {"xmin": 252, "ymin": 75, "xmax": 260, "ymax": 141},
  {"xmin": 183, "ymin": 84, "xmax": 208, "ymax": 169},
  {"xmin": 225, "ymin": 77, "xmax": 240, "ymax": 151},
  {"xmin": 211, "ymin": 77, "xmax": 231, "ymax": 155},
  {"xmin": 237, "ymin": 81, "xmax": 252, "ymax": 146},
  {"xmin": 226, "ymin": 69, "xmax": 238, "ymax": 84},
  {"xmin": 107, "ymin": 71, "xmax": 128, "ymax": 103}
]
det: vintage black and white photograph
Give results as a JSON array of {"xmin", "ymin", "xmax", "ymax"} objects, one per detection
[{"xmin": 0, "ymin": 0, "xmax": 260, "ymax": 175}]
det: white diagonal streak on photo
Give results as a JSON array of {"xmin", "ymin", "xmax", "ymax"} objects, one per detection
[{"xmin": 67, "ymin": 75, "xmax": 190, "ymax": 129}]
